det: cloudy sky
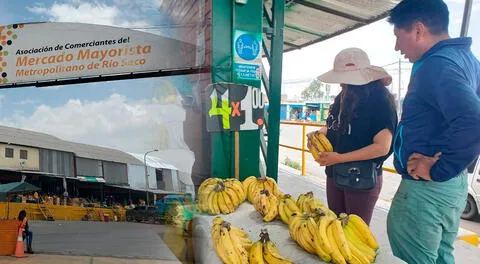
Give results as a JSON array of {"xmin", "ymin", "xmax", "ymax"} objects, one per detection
[{"xmin": 0, "ymin": 0, "xmax": 477, "ymax": 169}]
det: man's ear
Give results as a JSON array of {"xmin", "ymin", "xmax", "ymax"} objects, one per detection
[{"xmin": 414, "ymin": 22, "xmax": 427, "ymax": 41}]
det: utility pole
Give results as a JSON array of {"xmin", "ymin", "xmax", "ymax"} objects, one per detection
[{"xmin": 143, "ymin": 149, "xmax": 158, "ymax": 207}]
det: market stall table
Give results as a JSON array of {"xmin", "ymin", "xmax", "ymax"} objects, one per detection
[{"xmin": 193, "ymin": 202, "xmax": 405, "ymax": 263}]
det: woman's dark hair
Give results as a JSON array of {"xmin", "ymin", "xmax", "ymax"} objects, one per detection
[
  {"xmin": 18, "ymin": 210, "xmax": 27, "ymax": 221},
  {"xmin": 330, "ymin": 80, "xmax": 396, "ymax": 134},
  {"xmin": 388, "ymin": 0, "xmax": 449, "ymax": 35}
]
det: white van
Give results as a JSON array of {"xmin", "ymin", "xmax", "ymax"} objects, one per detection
[{"xmin": 462, "ymin": 158, "xmax": 480, "ymax": 220}]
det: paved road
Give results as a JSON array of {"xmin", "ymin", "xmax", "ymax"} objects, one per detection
[
  {"xmin": 278, "ymin": 123, "xmax": 480, "ymax": 235},
  {"xmin": 29, "ymin": 221, "xmax": 180, "ymax": 260}
]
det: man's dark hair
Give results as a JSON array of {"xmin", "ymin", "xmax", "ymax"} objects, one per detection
[{"xmin": 388, "ymin": 0, "xmax": 449, "ymax": 35}]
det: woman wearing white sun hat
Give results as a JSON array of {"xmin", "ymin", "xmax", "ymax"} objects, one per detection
[{"xmin": 307, "ymin": 47, "xmax": 398, "ymax": 225}]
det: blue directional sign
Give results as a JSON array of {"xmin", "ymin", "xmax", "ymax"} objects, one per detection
[{"xmin": 235, "ymin": 33, "xmax": 260, "ymax": 61}]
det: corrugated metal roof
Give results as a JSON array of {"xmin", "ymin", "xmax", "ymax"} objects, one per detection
[
  {"xmin": 264, "ymin": 0, "xmax": 401, "ymax": 52},
  {"xmin": 128, "ymin": 153, "xmax": 178, "ymax": 171},
  {"xmin": 0, "ymin": 126, "xmax": 142, "ymax": 165},
  {"xmin": 106, "ymin": 184, "xmax": 181, "ymax": 194}
]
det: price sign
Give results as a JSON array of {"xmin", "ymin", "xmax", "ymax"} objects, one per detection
[{"xmin": 206, "ymin": 83, "xmax": 265, "ymax": 132}]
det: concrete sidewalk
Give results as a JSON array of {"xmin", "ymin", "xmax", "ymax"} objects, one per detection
[{"xmin": 0, "ymin": 254, "xmax": 180, "ymax": 264}]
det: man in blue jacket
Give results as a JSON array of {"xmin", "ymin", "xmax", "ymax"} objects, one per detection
[{"xmin": 387, "ymin": 0, "xmax": 480, "ymax": 263}]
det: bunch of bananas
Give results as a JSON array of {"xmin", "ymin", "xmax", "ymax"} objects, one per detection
[
  {"xmin": 243, "ymin": 176, "xmax": 281, "ymax": 203},
  {"xmin": 308, "ymin": 131, "xmax": 333, "ymax": 160},
  {"xmin": 165, "ymin": 200, "xmax": 185, "ymax": 227},
  {"xmin": 288, "ymin": 212, "xmax": 336, "ymax": 262},
  {"xmin": 198, "ymin": 178, "xmax": 246, "ymax": 215},
  {"xmin": 288, "ymin": 212, "xmax": 378, "ymax": 264},
  {"xmin": 211, "ymin": 217, "xmax": 253, "ymax": 264},
  {"xmin": 297, "ymin": 192, "xmax": 337, "ymax": 220},
  {"xmin": 249, "ymin": 229, "xmax": 294, "ymax": 264},
  {"xmin": 253, "ymin": 189, "xmax": 279, "ymax": 222},
  {"xmin": 278, "ymin": 194, "xmax": 301, "ymax": 224},
  {"xmin": 340, "ymin": 213, "xmax": 378, "ymax": 264}
]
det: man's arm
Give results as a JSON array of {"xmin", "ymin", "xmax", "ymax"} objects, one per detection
[{"xmin": 422, "ymin": 57, "xmax": 480, "ymax": 181}]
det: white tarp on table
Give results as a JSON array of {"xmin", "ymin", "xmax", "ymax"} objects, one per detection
[{"xmin": 193, "ymin": 202, "xmax": 405, "ymax": 264}]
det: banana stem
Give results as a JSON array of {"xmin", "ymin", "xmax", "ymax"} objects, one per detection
[{"xmin": 260, "ymin": 229, "xmax": 270, "ymax": 243}]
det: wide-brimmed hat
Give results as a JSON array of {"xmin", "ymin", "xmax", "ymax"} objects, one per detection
[{"xmin": 319, "ymin": 48, "xmax": 392, "ymax": 86}]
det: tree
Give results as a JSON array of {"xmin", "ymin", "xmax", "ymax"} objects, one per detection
[{"xmin": 301, "ymin": 76, "xmax": 324, "ymax": 101}]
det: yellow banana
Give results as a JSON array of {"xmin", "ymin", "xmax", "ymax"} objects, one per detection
[
  {"xmin": 284, "ymin": 196, "xmax": 301, "ymax": 214},
  {"xmin": 242, "ymin": 176, "xmax": 256, "ymax": 193},
  {"xmin": 327, "ymin": 207, "xmax": 338, "ymax": 219},
  {"xmin": 249, "ymin": 241, "xmax": 266, "ymax": 264},
  {"xmin": 225, "ymin": 179, "xmax": 247, "ymax": 202},
  {"xmin": 226, "ymin": 224, "xmax": 249, "ymax": 263},
  {"xmin": 263, "ymin": 194, "xmax": 279, "ymax": 222},
  {"xmin": 299, "ymin": 192, "xmax": 314, "ymax": 212},
  {"xmin": 222, "ymin": 191, "xmax": 235, "ymax": 213},
  {"xmin": 307, "ymin": 216, "xmax": 331, "ymax": 262},
  {"xmin": 212, "ymin": 223, "xmax": 230, "ymax": 263},
  {"xmin": 206, "ymin": 190, "xmax": 217, "ymax": 215},
  {"xmin": 217, "ymin": 191, "xmax": 230, "ymax": 214},
  {"xmin": 252, "ymin": 188, "xmax": 263, "ymax": 211},
  {"xmin": 296, "ymin": 193, "xmax": 307, "ymax": 211},
  {"xmin": 288, "ymin": 213, "xmax": 302, "ymax": 242},
  {"xmin": 297, "ymin": 219, "xmax": 317, "ymax": 254},
  {"xmin": 344, "ymin": 224, "xmax": 376, "ymax": 262},
  {"xmin": 219, "ymin": 226, "xmax": 241, "ymax": 264},
  {"xmin": 248, "ymin": 180, "xmax": 261, "ymax": 202},
  {"xmin": 199, "ymin": 184, "xmax": 216, "ymax": 212},
  {"xmin": 332, "ymin": 219, "xmax": 352, "ymax": 263},
  {"xmin": 199, "ymin": 177, "xmax": 220, "ymax": 194},
  {"xmin": 259, "ymin": 192, "xmax": 271, "ymax": 216},
  {"xmin": 278, "ymin": 200, "xmax": 290, "ymax": 224},
  {"xmin": 327, "ymin": 223, "xmax": 346, "ymax": 264},
  {"xmin": 212, "ymin": 216, "xmax": 224, "ymax": 226},
  {"xmin": 346, "ymin": 237, "xmax": 370, "ymax": 264},
  {"xmin": 265, "ymin": 177, "xmax": 280, "ymax": 197},
  {"xmin": 311, "ymin": 135, "xmax": 326, "ymax": 153},
  {"xmin": 348, "ymin": 214, "xmax": 379, "ymax": 250},
  {"xmin": 309, "ymin": 141, "xmax": 322, "ymax": 161},
  {"xmin": 241, "ymin": 239, "xmax": 253, "ymax": 252},
  {"xmin": 230, "ymin": 225, "xmax": 249, "ymax": 239},
  {"xmin": 349, "ymin": 254, "xmax": 367, "ymax": 264},
  {"xmin": 263, "ymin": 239, "xmax": 294, "ymax": 264},
  {"xmin": 224, "ymin": 186, "xmax": 241, "ymax": 208},
  {"xmin": 307, "ymin": 198, "xmax": 325, "ymax": 213},
  {"xmin": 283, "ymin": 204, "xmax": 295, "ymax": 223},
  {"xmin": 316, "ymin": 133, "xmax": 333, "ymax": 152},
  {"xmin": 316, "ymin": 215, "xmax": 334, "ymax": 258},
  {"xmin": 211, "ymin": 192, "xmax": 221, "ymax": 215}
]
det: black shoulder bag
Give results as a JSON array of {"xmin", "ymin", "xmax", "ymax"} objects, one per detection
[
  {"xmin": 333, "ymin": 161, "xmax": 378, "ymax": 191},
  {"xmin": 332, "ymin": 131, "xmax": 378, "ymax": 192}
]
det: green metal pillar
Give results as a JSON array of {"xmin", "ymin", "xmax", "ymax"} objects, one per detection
[
  {"xmin": 266, "ymin": 0, "xmax": 285, "ymax": 181},
  {"xmin": 211, "ymin": 0, "xmax": 233, "ymax": 179},
  {"xmin": 211, "ymin": 0, "xmax": 263, "ymax": 180}
]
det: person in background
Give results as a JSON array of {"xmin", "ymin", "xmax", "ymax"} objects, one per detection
[
  {"xmin": 307, "ymin": 47, "xmax": 398, "ymax": 225},
  {"xmin": 386, "ymin": 0, "xmax": 480, "ymax": 263},
  {"xmin": 18, "ymin": 210, "xmax": 34, "ymax": 254}
]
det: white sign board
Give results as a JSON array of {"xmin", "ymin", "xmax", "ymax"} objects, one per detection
[{"xmin": 0, "ymin": 22, "xmax": 198, "ymax": 85}]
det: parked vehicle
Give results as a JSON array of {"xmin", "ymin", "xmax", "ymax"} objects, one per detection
[
  {"xmin": 125, "ymin": 205, "xmax": 160, "ymax": 223},
  {"xmin": 125, "ymin": 194, "xmax": 195, "ymax": 224},
  {"xmin": 462, "ymin": 158, "xmax": 480, "ymax": 220}
]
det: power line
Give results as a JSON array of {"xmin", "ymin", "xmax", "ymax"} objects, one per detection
[{"xmin": 380, "ymin": 60, "xmax": 410, "ymax": 68}]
